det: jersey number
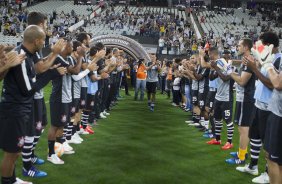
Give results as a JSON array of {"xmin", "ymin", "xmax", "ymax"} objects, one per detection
[{"xmin": 224, "ymin": 110, "xmax": 231, "ymax": 117}]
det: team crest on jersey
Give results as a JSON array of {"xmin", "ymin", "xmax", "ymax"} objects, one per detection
[
  {"xmin": 17, "ymin": 137, "xmax": 24, "ymax": 148},
  {"xmin": 91, "ymin": 101, "xmax": 94, "ymax": 106},
  {"xmin": 81, "ymin": 100, "xmax": 85, "ymax": 106},
  {"xmin": 71, "ymin": 107, "xmax": 76, "ymax": 113},
  {"xmin": 36, "ymin": 121, "xmax": 42, "ymax": 131},
  {"xmin": 61, "ymin": 115, "xmax": 67, "ymax": 123}
]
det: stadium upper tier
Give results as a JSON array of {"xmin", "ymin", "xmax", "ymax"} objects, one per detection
[
  {"xmin": 198, "ymin": 9, "xmax": 281, "ymax": 37},
  {"xmin": 26, "ymin": 1, "xmax": 98, "ymax": 15}
]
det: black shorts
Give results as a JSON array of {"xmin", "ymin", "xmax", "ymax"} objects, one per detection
[
  {"xmin": 191, "ymin": 90, "xmax": 198, "ymax": 105},
  {"xmin": 234, "ymin": 101, "xmax": 255, "ymax": 127},
  {"xmin": 33, "ymin": 98, "xmax": 48, "ymax": 133},
  {"xmin": 198, "ymin": 89, "xmax": 208, "ymax": 110},
  {"xmin": 50, "ymin": 102, "xmax": 71, "ymax": 127},
  {"xmin": 180, "ymin": 81, "xmax": 185, "ymax": 95},
  {"xmin": 0, "ymin": 113, "xmax": 31, "ymax": 153},
  {"xmin": 205, "ymin": 90, "xmax": 217, "ymax": 110},
  {"xmin": 146, "ymin": 82, "xmax": 157, "ymax": 94},
  {"xmin": 213, "ymin": 100, "xmax": 233, "ymax": 123},
  {"xmin": 86, "ymin": 94, "xmax": 95, "ymax": 111},
  {"xmin": 249, "ymin": 107, "xmax": 270, "ymax": 141},
  {"xmin": 80, "ymin": 87, "xmax": 87, "ymax": 109},
  {"xmin": 70, "ymin": 98, "xmax": 80, "ymax": 117},
  {"xmin": 264, "ymin": 113, "xmax": 282, "ymax": 165}
]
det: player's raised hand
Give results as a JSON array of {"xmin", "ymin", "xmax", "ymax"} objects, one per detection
[
  {"xmin": 87, "ymin": 62, "xmax": 99, "ymax": 71},
  {"xmin": 56, "ymin": 67, "xmax": 67, "ymax": 75},
  {"xmin": 6, "ymin": 51, "xmax": 26, "ymax": 68},
  {"xmin": 243, "ymin": 55, "xmax": 258, "ymax": 71},
  {"xmin": 52, "ymin": 39, "xmax": 66, "ymax": 54},
  {"xmin": 96, "ymin": 50, "xmax": 106, "ymax": 59},
  {"xmin": 198, "ymin": 48, "xmax": 205, "ymax": 57},
  {"xmin": 101, "ymin": 72, "xmax": 109, "ymax": 79},
  {"xmin": 77, "ymin": 46, "xmax": 86, "ymax": 57}
]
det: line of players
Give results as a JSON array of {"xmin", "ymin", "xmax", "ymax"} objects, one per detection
[
  {"xmin": 176, "ymin": 32, "xmax": 282, "ymax": 184},
  {"xmin": 0, "ymin": 12, "xmax": 131, "ymax": 184}
]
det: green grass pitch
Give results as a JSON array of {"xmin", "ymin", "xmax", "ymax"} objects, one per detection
[{"xmin": 0, "ymin": 83, "xmax": 265, "ymax": 184}]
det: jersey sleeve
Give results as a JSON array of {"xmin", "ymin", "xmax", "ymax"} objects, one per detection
[
  {"xmin": 242, "ymin": 65, "xmax": 253, "ymax": 74},
  {"xmin": 13, "ymin": 60, "xmax": 59, "ymax": 97},
  {"xmin": 33, "ymin": 51, "xmax": 43, "ymax": 64},
  {"xmin": 54, "ymin": 57, "xmax": 69, "ymax": 68},
  {"xmin": 274, "ymin": 57, "xmax": 281, "ymax": 70}
]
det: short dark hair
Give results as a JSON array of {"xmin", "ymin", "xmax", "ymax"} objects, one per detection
[
  {"xmin": 95, "ymin": 42, "xmax": 104, "ymax": 50},
  {"xmin": 76, "ymin": 32, "xmax": 88, "ymax": 43},
  {"xmin": 222, "ymin": 50, "xmax": 231, "ymax": 55},
  {"xmin": 89, "ymin": 46, "xmax": 99, "ymax": 57},
  {"xmin": 27, "ymin": 12, "xmax": 47, "ymax": 26},
  {"xmin": 241, "ymin": 38, "xmax": 253, "ymax": 50},
  {"xmin": 106, "ymin": 47, "xmax": 112, "ymax": 56},
  {"xmin": 259, "ymin": 32, "xmax": 279, "ymax": 48},
  {"xmin": 209, "ymin": 47, "xmax": 219, "ymax": 54},
  {"xmin": 174, "ymin": 58, "xmax": 181, "ymax": 64},
  {"xmin": 72, "ymin": 41, "xmax": 82, "ymax": 51}
]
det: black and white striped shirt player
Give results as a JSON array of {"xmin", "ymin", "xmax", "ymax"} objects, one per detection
[{"xmin": 234, "ymin": 64, "xmax": 256, "ymax": 126}]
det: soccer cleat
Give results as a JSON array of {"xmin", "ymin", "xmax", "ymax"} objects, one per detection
[
  {"xmin": 236, "ymin": 164, "xmax": 259, "ymax": 176},
  {"xmin": 85, "ymin": 126, "xmax": 94, "ymax": 134},
  {"xmin": 67, "ymin": 137, "xmax": 81, "ymax": 144},
  {"xmin": 73, "ymin": 133, "xmax": 83, "ymax": 142},
  {"xmin": 63, "ymin": 142, "xmax": 73, "ymax": 152},
  {"xmin": 103, "ymin": 110, "xmax": 110, "ymax": 116},
  {"xmin": 148, "ymin": 102, "xmax": 151, "ymax": 107},
  {"xmin": 184, "ymin": 108, "xmax": 190, "ymax": 112},
  {"xmin": 185, "ymin": 120, "xmax": 194, "ymax": 124},
  {"xmin": 99, "ymin": 112, "xmax": 107, "ymax": 119},
  {"xmin": 221, "ymin": 142, "xmax": 233, "ymax": 150},
  {"xmin": 203, "ymin": 133, "xmax": 214, "ymax": 139},
  {"xmin": 226, "ymin": 157, "xmax": 245, "ymax": 165},
  {"xmin": 150, "ymin": 106, "xmax": 154, "ymax": 112},
  {"xmin": 63, "ymin": 150, "xmax": 75, "ymax": 155},
  {"xmin": 171, "ymin": 103, "xmax": 178, "ymax": 107},
  {"xmin": 32, "ymin": 156, "xmax": 45, "ymax": 165},
  {"xmin": 78, "ymin": 128, "xmax": 89, "ymax": 135},
  {"xmin": 47, "ymin": 154, "xmax": 64, "ymax": 165},
  {"xmin": 13, "ymin": 178, "xmax": 33, "ymax": 184},
  {"xmin": 207, "ymin": 139, "xmax": 221, "ymax": 145},
  {"xmin": 195, "ymin": 124, "xmax": 204, "ymax": 129},
  {"xmin": 230, "ymin": 152, "xmax": 238, "ymax": 157},
  {"xmin": 188, "ymin": 122, "xmax": 200, "ymax": 126},
  {"xmin": 252, "ymin": 172, "xmax": 269, "ymax": 184},
  {"xmin": 230, "ymin": 152, "xmax": 248, "ymax": 159},
  {"xmin": 22, "ymin": 166, "xmax": 47, "ymax": 178}
]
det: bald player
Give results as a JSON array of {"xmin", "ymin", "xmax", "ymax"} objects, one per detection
[{"xmin": 0, "ymin": 25, "xmax": 63, "ymax": 184}]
